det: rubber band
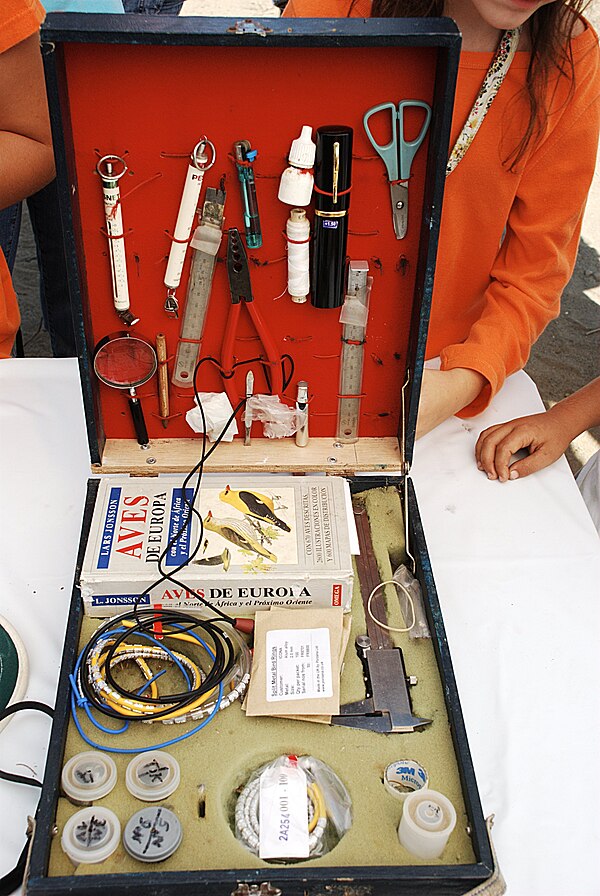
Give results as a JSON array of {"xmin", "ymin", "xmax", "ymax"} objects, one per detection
[
  {"xmin": 313, "ymin": 184, "xmax": 352, "ymax": 196},
  {"xmin": 101, "ymin": 227, "xmax": 132, "ymax": 240},
  {"xmin": 120, "ymin": 171, "xmax": 162, "ymax": 203},
  {"xmin": 337, "ymin": 391, "xmax": 366, "ymax": 399},
  {"xmin": 283, "ymin": 230, "xmax": 311, "ymax": 245},
  {"xmin": 164, "ymin": 231, "xmax": 192, "ymax": 245},
  {"xmin": 367, "ymin": 580, "xmax": 415, "ymax": 634}
]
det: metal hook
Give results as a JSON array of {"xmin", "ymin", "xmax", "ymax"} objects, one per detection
[{"xmin": 192, "ymin": 138, "xmax": 216, "ymax": 171}]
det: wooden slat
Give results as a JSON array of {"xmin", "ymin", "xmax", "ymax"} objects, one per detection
[{"xmin": 96, "ymin": 436, "xmax": 402, "ymax": 476}]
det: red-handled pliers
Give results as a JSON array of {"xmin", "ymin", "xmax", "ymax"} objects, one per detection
[{"xmin": 221, "ymin": 227, "xmax": 283, "ymax": 407}]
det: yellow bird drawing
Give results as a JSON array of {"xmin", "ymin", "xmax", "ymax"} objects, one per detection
[
  {"xmin": 203, "ymin": 512, "xmax": 277, "ymax": 562},
  {"xmin": 219, "ymin": 485, "xmax": 291, "ymax": 532}
]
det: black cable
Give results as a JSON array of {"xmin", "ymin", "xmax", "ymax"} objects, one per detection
[
  {"xmin": 77, "ymin": 609, "xmax": 237, "ymax": 723},
  {"xmin": 129, "ymin": 342, "xmax": 295, "ymax": 626},
  {"xmin": 0, "ymin": 701, "xmax": 54, "ymax": 787},
  {"xmin": 0, "ymin": 704, "xmax": 53, "ymax": 896},
  {"xmin": 281, "ymin": 353, "xmax": 295, "ymax": 392},
  {"xmin": 0, "ymin": 833, "xmax": 30, "ymax": 896}
]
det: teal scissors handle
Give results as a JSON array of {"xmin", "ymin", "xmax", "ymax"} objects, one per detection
[
  {"xmin": 398, "ymin": 100, "xmax": 432, "ymax": 180},
  {"xmin": 363, "ymin": 102, "xmax": 400, "ymax": 182}
]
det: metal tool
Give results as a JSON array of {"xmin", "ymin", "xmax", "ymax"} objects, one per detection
[
  {"xmin": 172, "ymin": 184, "xmax": 226, "ymax": 388},
  {"xmin": 96, "ymin": 154, "xmax": 138, "ymax": 326},
  {"xmin": 221, "ymin": 227, "xmax": 282, "ymax": 408},
  {"xmin": 244, "ymin": 371, "xmax": 254, "ymax": 446},
  {"xmin": 164, "ymin": 137, "xmax": 216, "ymax": 317},
  {"xmin": 295, "ymin": 380, "xmax": 309, "ymax": 447},
  {"xmin": 363, "ymin": 100, "xmax": 431, "ymax": 239},
  {"xmin": 337, "ymin": 261, "xmax": 371, "ymax": 443},
  {"xmin": 233, "ymin": 140, "xmax": 262, "ymax": 249},
  {"xmin": 331, "ymin": 499, "xmax": 431, "ymax": 734}
]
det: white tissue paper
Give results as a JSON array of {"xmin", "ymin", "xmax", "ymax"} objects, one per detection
[{"xmin": 185, "ymin": 392, "xmax": 238, "ymax": 442}]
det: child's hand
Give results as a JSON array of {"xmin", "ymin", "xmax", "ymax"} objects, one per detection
[{"xmin": 475, "ymin": 410, "xmax": 574, "ymax": 482}]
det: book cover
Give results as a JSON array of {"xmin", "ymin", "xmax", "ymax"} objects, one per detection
[{"xmin": 80, "ymin": 475, "xmax": 354, "ymax": 616}]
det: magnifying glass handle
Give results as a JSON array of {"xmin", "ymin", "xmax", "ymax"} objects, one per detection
[{"xmin": 128, "ymin": 390, "xmax": 149, "ymax": 447}]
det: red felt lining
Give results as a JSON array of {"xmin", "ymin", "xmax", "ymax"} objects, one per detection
[{"xmin": 63, "ymin": 42, "xmax": 436, "ymax": 441}]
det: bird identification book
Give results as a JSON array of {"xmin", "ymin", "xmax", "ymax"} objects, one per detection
[{"xmin": 79, "ymin": 475, "xmax": 354, "ymax": 617}]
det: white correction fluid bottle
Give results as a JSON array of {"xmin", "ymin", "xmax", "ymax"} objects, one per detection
[{"xmin": 278, "ymin": 125, "xmax": 316, "ymax": 207}]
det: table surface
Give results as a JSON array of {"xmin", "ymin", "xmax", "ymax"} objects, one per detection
[{"xmin": 1, "ymin": 358, "xmax": 599, "ymax": 896}]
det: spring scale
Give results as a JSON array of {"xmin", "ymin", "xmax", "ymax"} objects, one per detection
[
  {"xmin": 96, "ymin": 154, "xmax": 138, "ymax": 327},
  {"xmin": 336, "ymin": 261, "xmax": 371, "ymax": 442}
]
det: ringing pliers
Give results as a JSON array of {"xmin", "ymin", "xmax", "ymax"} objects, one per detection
[{"xmin": 221, "ymin": 227, "xmax": 283, "ymax": 408}]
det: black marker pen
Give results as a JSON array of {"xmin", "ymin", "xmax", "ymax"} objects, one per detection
[{"xmin": 311, "ymin": 125, "xmax": 353, "ymax": 309}]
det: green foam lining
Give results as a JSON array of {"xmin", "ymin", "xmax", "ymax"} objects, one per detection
[{"xmin": 48, "ymin": 486, "xmax": 476, "ymax": 877}]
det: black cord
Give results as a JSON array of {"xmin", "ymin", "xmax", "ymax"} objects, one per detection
[
  {"xmin": 0, "ymin": 701, "xmax": 54, "ymax": 787},
  {"xmin": 0, "ymin": 833, "xmax": 30, "ymax": 896},
  {"xmin": 129, "ymin": 345, "xmax": 296, "ymax": 626},
  {"xmin": 77, "ymin": 609, "xmax": 237, "ymax": 722}
]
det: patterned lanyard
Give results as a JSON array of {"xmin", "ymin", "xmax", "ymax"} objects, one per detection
[{"xmin": 446, "ymin": 27, "xmax": 521, "ymax": 175}]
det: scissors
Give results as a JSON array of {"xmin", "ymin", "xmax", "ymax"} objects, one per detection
[
  {"xmin": 221, "ymin": 227, "xmax": 283, "ymax": 408},
  {"xmin": 363, "ymin": 100, "xmax": 432, "ymax": 239}
]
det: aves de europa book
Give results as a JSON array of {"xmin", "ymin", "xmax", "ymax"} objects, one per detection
[{"xmin": 79, "ymin": 474, "xmax": 354, "ymax": 617}]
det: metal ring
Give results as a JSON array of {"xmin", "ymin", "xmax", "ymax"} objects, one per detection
[
  {"xmin": 96, "ymin": 154, "xmax": 128, "ymax": 181},
  {"xmin": 192, "ymin": 137, "xmax": 216, "ymax": 171}
]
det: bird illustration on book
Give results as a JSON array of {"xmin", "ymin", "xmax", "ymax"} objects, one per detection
[
  {"xmin": 203, "ymin": 511, "xmax": 277, "ymax": 563},
  {"xmin": 219, "ymin": 485, "xmax": 291, "ymax": 533},
  {"xmin": 192, "ymin": 548, "xmax": 231, "ymax": 571}
]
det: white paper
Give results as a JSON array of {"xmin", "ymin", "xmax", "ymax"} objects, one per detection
[
  {"xmin": 266, "ymin": 628, "xmax": 333, "ymax": 702},
  {"xmin": 185, "ymin": 392, "xmax": 238, "ymax": 441},
  {"xmin": 259, "ymin": 763, "xmax": 309, "ymax": 859}
]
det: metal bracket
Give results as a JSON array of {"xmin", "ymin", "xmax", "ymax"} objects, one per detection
[
  {"xmin": 228, "ymin": 19, "xmax": 273, "ymax": 37},
  {"xmin": 232, "ymin": 884, "xmax": 282, "ymax": 896}
]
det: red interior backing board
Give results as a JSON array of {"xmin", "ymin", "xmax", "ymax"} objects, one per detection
[{"xmin": 62, "ymin": 42, "xmax": 436, "ymax": 442}]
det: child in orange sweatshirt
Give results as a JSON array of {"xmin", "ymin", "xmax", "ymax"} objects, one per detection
[
  {"xmin": 0, "ymin": 0, "xmax": 55, "ymax": 358},
  {"xmin": 284, "ymin": 0, "xmax": 600, "ymax": 436}
]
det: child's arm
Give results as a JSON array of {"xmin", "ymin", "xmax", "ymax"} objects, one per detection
[
  {"xmin": 475, "ymin": 377, "xmax": 600, "ymax": 482},
  {"xmin": 417, "ymin": 367, "xmax": 486, "ymax": 438},
  {"xmin": 0, "ymin": 33, "xmax": 55, "ymax": 210}
]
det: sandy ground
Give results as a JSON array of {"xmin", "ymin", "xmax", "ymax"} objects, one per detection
[{"xmin": 12, "ymin": 1, "xmax": 600, "ymax": 472}]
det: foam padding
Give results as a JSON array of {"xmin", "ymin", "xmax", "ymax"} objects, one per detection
[{"xmin": 48, "ymin": 486, "xmax": 475, "ymax": 876}]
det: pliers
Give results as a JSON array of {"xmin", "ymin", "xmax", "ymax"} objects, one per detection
[{"xmin": 221, "ymin": 227, "xmax": 283, "ymax": 408}]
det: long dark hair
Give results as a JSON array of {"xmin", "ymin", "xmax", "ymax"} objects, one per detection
[{"xmin": 369, "ymin": 0, "xmax": 588, "ymax": 167}]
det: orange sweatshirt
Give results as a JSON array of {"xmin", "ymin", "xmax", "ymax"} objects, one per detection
[
  {"xmin": 0, "ymin": 0, "xmax": 45, "ymax": 359},
  {"xmin": 284, "ymin": 0, "xmax": 600, "ymax": 415}
]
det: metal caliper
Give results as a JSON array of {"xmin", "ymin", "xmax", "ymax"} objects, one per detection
[{"xmin": 331, "ymin": 497, "xmax": 432, "ymax": 734}]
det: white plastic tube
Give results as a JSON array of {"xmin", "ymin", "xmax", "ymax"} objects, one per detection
[{"xmin": 286, "ymin": 208, "xmax": 310, "ymax": 303}]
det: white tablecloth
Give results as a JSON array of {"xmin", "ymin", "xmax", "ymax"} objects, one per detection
[{"xmin": 1, "ymin": 358, "xmax": 599, "ymax": 895}]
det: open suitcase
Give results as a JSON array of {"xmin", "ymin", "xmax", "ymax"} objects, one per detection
[{"xmin": 25, "ymin": 13, "xmax": 502, "ymax": 896}]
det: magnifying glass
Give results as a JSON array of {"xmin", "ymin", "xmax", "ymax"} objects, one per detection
[{"xmin": 93, "ymin": 332, "xmax": 158, "ymax": 447}]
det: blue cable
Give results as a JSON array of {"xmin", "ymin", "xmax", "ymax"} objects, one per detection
[
  {"xmin": 69, "ymin": 621, "xmax": 225, "ymax": 752},
  {"xmin": 69, "ymin": 683, "xmax": 223, "ymax": 754}
]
